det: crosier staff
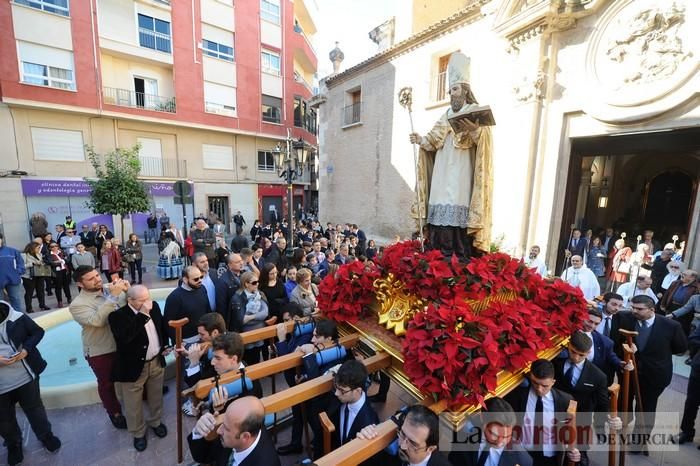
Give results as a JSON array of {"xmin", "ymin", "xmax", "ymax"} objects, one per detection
[{"xmin": 399, "ymin": 86, "xmax": 425, "ymax": 251}]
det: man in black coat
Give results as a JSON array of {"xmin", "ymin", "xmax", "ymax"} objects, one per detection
[
  {"xmin": 325, "ymin": 360, "xmax": 379, "ymax": 452},
  {"xmin": 163, "ymin": 266, "xmax": 210, "ymax": 343},
  {"xmin": 357, "ymin": 404, "xmax": 452, "ymax": 466},
  {"xmin": 449, "ymin": 397, "xmax": 532, "ymax": 466},
  {"xmin": 616, "ymin": 295, "xmax": 687, "ymax": 453},
  {"xmin": 565, "ymin": 229, "xmax": 586, "ymax": 259},
  {"xmin": 214, "ymin": 254, "xmax": 243, "ymax": 330},
  {"xmin": 504, "ymin": 359, "xmax": 580, "ymax": 466},
  {"xmin": 230, "ymin": 227, "xmax": 249, "ymax": 253},
  {"xmin": 264, "ymin": 237, "xmax": 288, "ymax": 273},
  {"xmin": 109, "ymin": 285, "xmax": 169, "ymax": 452},
  {"xmin": 554, "ymin": 332, "xmax": 621, "ymax": 466}
]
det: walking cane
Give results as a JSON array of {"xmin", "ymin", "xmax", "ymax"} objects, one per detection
[
  {"xmin": 564, "ymin": 400, "xmax": 578, "ymax": 466},
  {"xmin": 561, "ymin": 223, "xmax": 576, "ymax": 278},
  {"xmin": 617, "ymin": 329, "xmax": 635, "ymax": 466},
  {"xmin": 608, "ymin": 383, "xmax": 620, "ymax": 466},
  {"xmin": 398, "ymin": 87, "xmax": 425, "ymax": 251},
  {"xmin": 169, "ymin": 317, "xmax": 189, "ymax": 464},
  {"xmin": 619, "ymin": 329, "xmax": 646, "ymax": 460}
]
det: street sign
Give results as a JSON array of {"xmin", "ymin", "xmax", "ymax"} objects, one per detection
[
  {"xmin": 173, "ymin": 180, "xmax": 191, "ymax": 197},
  {"xmin": 173, "ymin": 196, "xmax": 193, "ymax": 205}
]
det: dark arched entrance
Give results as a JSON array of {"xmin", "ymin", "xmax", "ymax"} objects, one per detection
[{"xmin": 644, "ymin": 171, "xmax": 693, "ymax": 230}]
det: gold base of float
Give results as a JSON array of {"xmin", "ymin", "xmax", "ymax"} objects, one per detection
[{"xmin": 338, "ymin": 274, "xmax": 568, "ymax": 432}]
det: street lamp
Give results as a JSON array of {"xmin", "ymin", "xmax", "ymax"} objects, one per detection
[{"xmin": 274, "ymin": 129, "xmax": 309, "ymax": 253}]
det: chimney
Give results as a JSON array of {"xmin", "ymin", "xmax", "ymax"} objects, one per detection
[{"xmin": 369, "ymin": 17, "xmax": 395, "ymax": 52}]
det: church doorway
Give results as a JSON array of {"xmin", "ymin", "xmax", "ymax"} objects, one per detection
[{"xmin": 558, "ymin": 127, "xmax": 700, "ymax": 272}]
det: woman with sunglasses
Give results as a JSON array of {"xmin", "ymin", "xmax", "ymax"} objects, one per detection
[
  {"xmin": 47, "ymin": 242, "xmax": 71, "ymax": 307},
  {"xmin": 231, "ymin": 271, "xmax": 269, "ymax": 365}
]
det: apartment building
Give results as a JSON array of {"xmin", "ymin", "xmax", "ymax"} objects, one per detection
[{"xmin": 0, "ymin": 0, "xmax": 319, "ymax": 244}]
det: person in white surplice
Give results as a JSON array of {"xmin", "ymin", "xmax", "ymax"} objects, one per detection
[{"xmin": 561, "ymin": 255, "xmax": 600, "ymax": 300}]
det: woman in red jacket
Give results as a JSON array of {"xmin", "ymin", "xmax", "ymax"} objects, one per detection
[{"xmin": 99, "ymin": 240, "xmax": 122, "ymax": 282}]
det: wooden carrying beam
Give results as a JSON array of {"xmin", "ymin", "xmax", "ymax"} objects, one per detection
[
  {"xmin": 240, "ymin": 320, "xmax": 295, "ymax": 345},
  {"xmin": 261, "ymin": 353, "xmax": 391, "ymax": 413},
  {"xmin": 190, "ymin": 334, "xmax": 360, "ymax": 400},
  {"xmin": 315, "ymin": 418, "xmax": 398, "ymax": 466}
]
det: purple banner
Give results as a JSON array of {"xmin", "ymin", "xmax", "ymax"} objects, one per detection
[{"xmin": 21, "ymin": 179, "xmax": 191, "ymax": 197}]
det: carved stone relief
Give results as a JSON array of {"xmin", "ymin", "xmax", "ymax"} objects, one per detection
[
  {"xmin": 583, "ymin": 0, "xmax": 699, "ymax": 123},
  {"xmin": 513, "ymin": 69, "xmax": 546, "ymax": 102}
]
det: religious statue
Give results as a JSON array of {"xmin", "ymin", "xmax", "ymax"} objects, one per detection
[{"xmin": 409, "ymin": 52, "xmax": 494, "ymax": 259}]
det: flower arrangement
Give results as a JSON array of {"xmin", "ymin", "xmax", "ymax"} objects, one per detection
[{"xmin": 318, "ymin": 241, "xmax": 588, "ymax": 408}]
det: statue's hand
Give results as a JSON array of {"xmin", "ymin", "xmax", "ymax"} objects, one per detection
[
  {"xmin": 455, "ymin": 118, "xmax": 479, "ymax": 133},
  {"xmin": 409, "ymin": 133, "xmax": 421, "ymax": 144}
]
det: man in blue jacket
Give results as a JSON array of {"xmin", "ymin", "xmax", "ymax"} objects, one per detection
[
  {"xmin": 0, "ymin": 234, "xmax": 25, "ymax": 313},
  {"xmin": 0, "ymin": 301, "xmax": 61, "ymax": 465}
]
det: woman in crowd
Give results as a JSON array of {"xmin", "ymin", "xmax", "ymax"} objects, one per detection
[
  {"xmin": 587, "ymin": 236, "xmax": 606, "ymax": 286},
  {"xmin": 290, "ymin": 248, "xmax": 307, "ymax": 270},
  {"xmin": 111, "ymin": 239, "xmax": 126, "ymax": 279},
  {"xmin": 100, "ymin": 240, "xmax": 122, "ymax": 282},
  {"xmin": 259, "ymin": 263, "xmax": 288, "ymax": 321},
  {"xmin": 251, "ymin": 244, "xmax": 265, "ymax": 270},
  {"xmin": 365, "ymin": 239, "xmax": 378, "ymax": 261},
  {"xmin": 124, "ymin": 233, "xmax": 143, "ymax": 285},
  {"xmin": 284, "ymin": 265, "xmax": 298, "ymax": 298},
  {"xmin": 20, "ymin": 242, "xmax": 50, "ymax": 312},
  {"xmin": 46, "ymin": 242, "xmax": 71, "ymax": 307},
  {"xmin": 40, "ymin": 233, "xmax": 54, "ymax": 296},
  {"xmin": 214, "ymin": 238, "xmax": 230, "ymax": 278},
  {"xmin": 290, "ymin": 268, "xmax": 319, "ymax": 317},
  {"xmin": 231, "ymin": 271, "xmax": 269, "ymax": 365},
  {"xmin": 94, "ymin": 224, "xmax": 113, "ymax": 257}
]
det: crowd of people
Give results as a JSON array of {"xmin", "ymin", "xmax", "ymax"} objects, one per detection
[{"xmin": 2, "ymin": 215, "xmax": 700, "ymax": 466}]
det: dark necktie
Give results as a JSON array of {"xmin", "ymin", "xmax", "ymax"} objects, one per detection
[
  {"xmin": 564, "ymin": 363, "xmax": 575, "ymax": 388},
  {"xmin": 341, "ymin": 404, "xmax": 350, "ymax": 444},
  {"xmin": 637, "ymin": 320, "xmax": 651, "ymax": 351},
  {"xmin": 604, "ymin": 316, "xmax": 611, "ymax": 337},
  {"xmin": 477, "ymin": 447, "xmax": 490, "ymax": 466},
  {"xmin": 573, "ymin": 239, "xmax": 578, "ymax": 248},
  {"xmin": 534, "ymin": 395, "xmax": 544, "ymax": 451}
]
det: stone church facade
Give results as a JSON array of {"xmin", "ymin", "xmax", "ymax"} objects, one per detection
[{"xmin": 315, "ymin": 0, "xmax": 699, "ymax": 272}]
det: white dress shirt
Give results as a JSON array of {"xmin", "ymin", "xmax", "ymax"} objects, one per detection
[
  {"xmin": 478, "ymin": 440, "xmax": 505, "ymax": 466},
  {"xmin": 596, "ymin": 313, "xmax": 614, "ymax": 336},
  {"xmin": 563, "ymin": 359, "xmax": 585, "ymax": 386},
  {"xmin": 409, "ymin": 453, "xmax": 432, "ymax": 466},
  {"xmin": 582, "ymin": 331, "xmax": 595, "ymax": 361},
  {"xmin": 524, "ymin": 389, "xmax": 556, "ymax": 457},
  {"xmin": 231, "ymin": 429, "xmax": 261, "ymax": 465},
  {"xmin": 339, "ymin": 392, "xmax": 366, "ymax": 442},
  {"xmin": 130, "ymin": 305, "xmax": 160, "ymax": 360}
]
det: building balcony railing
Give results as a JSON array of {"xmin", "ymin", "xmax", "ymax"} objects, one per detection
[
  {"xmin": 138, "ymin": 27, "xmax": 172, "ymax": 54},
  {"xmin": 103, "ymin": 87, "xmax": 176, "ymax": 113},
  {"xmin": 343, "ymin": 102, "xmax": 361, "ymax": 126},
  {"xmin": 139, "ymin": 156, "xmax": 186, "ymax": 178},
  {"xmin": 205, "ymin": 101, "xmax": 236, "ymax": 117},
  {"xmin": 294, "ymin": 71, "xmax": 314, "ymax": 93}
]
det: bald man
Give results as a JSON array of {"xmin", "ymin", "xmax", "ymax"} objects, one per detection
[
  {"xmin": 109, "ymin": 285, "xmax": 169, "ymax": 451},
  {"xmin": 561, "ymin": 255, "xmax": 600, "ymax": 300},
  {"xmin": 189, "ymin": 396, "xmax": 280, "ymax": 466}
]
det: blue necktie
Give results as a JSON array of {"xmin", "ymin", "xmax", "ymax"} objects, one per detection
[
  {"xmin": 637, "ymin": 320, "xmax": 651, "ymax": 351},
  {"xmin": 565, "ymin": 363, "xmax": 575, "ymax": 387}
]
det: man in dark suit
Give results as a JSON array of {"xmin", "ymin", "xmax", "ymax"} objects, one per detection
[
  {"xmin": 554, "ymin": 332, "xmax": 622, "ymax": 466},
  {"xmin": 504, "ymin": 359, "xmax": 580, "ymax": 466},
  {"xmin": 566, "ymin": 229, "xmax": 586, "ymax": 258},
  {"xmin": 192, "ymin": 252, "xmax": 219, "ymax": 312},
  {"xmin": 326, "ymin": 360, "xmax": 379, "ymax": 452},
  {"xmin": 358, "ymin": 404, "xmax": 452, "ymax": 466},
  {"xmin": 189, "ymin": 396, "xmax": 280, "ymax": 466},
  {"xmin": 215, "ymin": 254, "xmax": 243, "ymax": 330},
  {"xmin": 679, "ymin": 322, "xmax": 700, "ymax": 445},
  {"xmin": 616, "ymin": 295, "xmax": 687, "ymax": 453},
  {"xmin": 581, "ymin": 308, "xmax": 625, "ymax": 385},
  {"xmin": 595, "ymin": 292, "xmax": 623, "ymax": 340},
  {"xmin": 108, "ymin": 285, "xmax": 169, "ymax": 452},
  {"xmin": 449, "ymin": 397, "xmax": 533, "ymax": 466}
]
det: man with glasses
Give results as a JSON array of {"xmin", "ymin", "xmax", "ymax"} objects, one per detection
[
  {"xmin": 663, "ymin": 269, "xmax": 699, "ymax": 334},
  {"xmin": 164, "ymin": 266, "xmax": 210, "ymax": 344},
  {"xmin": 616, "ymin": 295, "xmax": 687, "ymax": 454},
  {"xmin": 358, "ymin": 404, "xmax": 452, "ymax": 466},
  {"xmin": 326, "ymin": 360, "xmax": 378, "ymax": 453}
]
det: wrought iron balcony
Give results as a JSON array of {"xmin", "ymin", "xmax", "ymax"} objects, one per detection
[
  {"xmin": 343, "ymin": 102, "xmax": 361, "ymax": 126},
  {"xmin": 103, "ymin": 87, "xmax": 176, "ymax": 113}
]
